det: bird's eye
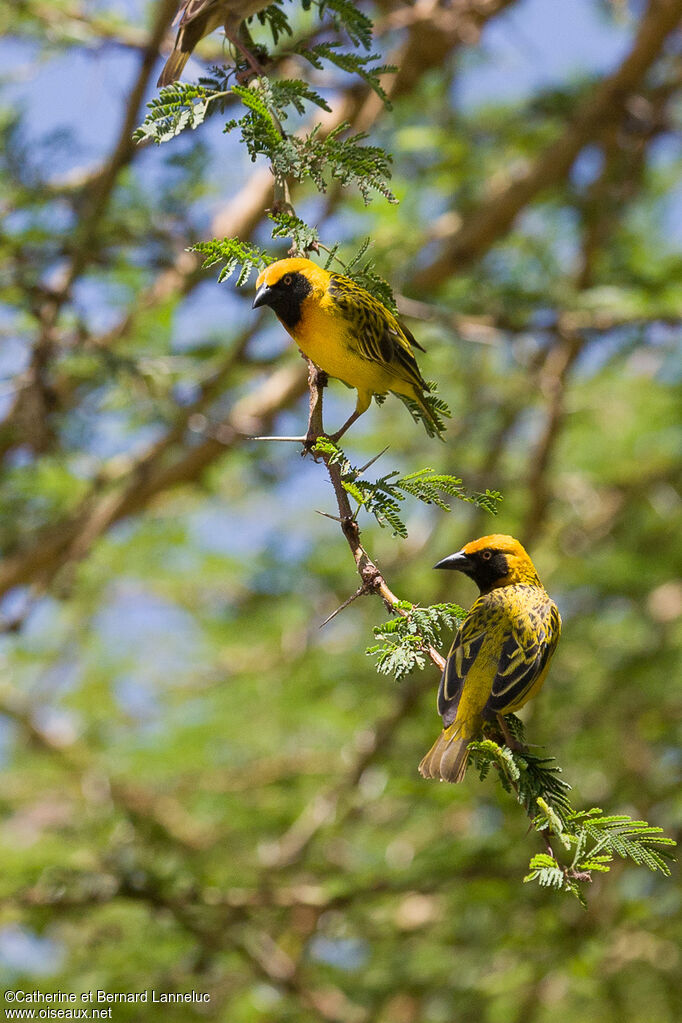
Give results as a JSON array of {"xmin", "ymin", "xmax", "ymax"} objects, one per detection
[
  {"xmin": 282, "ymin": 274, "xmax": 292, "ymax": 286},
  {"xmin": 481, "ymin": 550, "xmax": 492, "ymax": 561}
]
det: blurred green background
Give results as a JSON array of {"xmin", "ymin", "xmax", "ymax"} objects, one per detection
[{"xmin": 0, "ymin": 1, "xmax": 680, "ymax": 1020}]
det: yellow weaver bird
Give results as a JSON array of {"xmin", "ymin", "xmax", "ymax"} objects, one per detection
[
  {"xmin": 253, "ymin": 258, "xmax": 445, "ymax": 441},
  {"xmin": 419, "ymin": 534, "xmax": 561, "ymax": 784},
  {"xmin": 158, "ymin": 0, "xmax": 270, "ymax": 87}
]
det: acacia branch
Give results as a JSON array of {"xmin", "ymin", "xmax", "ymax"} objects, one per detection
[
  {"xmin": 520, "ymin": 330, "xmax": 585, "ymax": 546},
  {"xmin": 7, "ymin": 0, "xmax": 178, "ymax": 465},
  {"xmin": 0, "ymin": 362, "xmax": 307, "ymax": 597},
  {"xmin": 305, "ymin": 362, "xmax": 445, "ymax": 673},
  {"xmin": 414, "ymin": 0, "xmax": 682, "ymax": 287}
]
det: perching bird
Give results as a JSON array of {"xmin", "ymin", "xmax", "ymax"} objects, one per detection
[
  {"xmin": 253, "ymin": 257, "xmax": 444, "ymax": 441},
  {"xmin": 158, "ymin": 0, "xmax": 270, "ymax": 87},
  {"xmin": 419, "ymin": 534, "xmax": 561, "ymax": 784}
]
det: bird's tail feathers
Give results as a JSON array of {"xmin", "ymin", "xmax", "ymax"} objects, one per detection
[
  {"xmin": 419, "ymin": 722, "xmax": 476, "ymax": 783},
  {"xmin": 157, "ymin": 50, "xmax": 190, "ymax": 88}
]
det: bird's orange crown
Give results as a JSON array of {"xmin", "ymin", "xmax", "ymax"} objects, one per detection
[
  {"xmin": 256, "ymin": 257, "xmax": 330, "ymax": 293},
  {"xmin": 462, "ymin": 534, "xmax": 541, "ymax": 586}
]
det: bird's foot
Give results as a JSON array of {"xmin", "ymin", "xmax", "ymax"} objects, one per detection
[
  {"xmin": 234, "ymin": 59, "xmax": 266, "ymax": 85},
  {"xmin": 227, "ymin": 31, "xmax": 268, "ymax": 82},
  {"xmin": 495, "ymin": 715, "xmax": 526, "ymax": 752}
]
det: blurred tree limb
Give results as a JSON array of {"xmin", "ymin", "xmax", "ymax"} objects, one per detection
[{"xmin": 414, "ymin": 0, "xmax": 682, "ymax": 287}]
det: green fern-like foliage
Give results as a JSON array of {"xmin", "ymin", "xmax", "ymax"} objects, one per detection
[
  {"xmin": 223, "ymin": 82, "xmax": 395, "ymax": 203},
  {"xmin": 267, "ymin": 79, "xmax": 332, "ymax": 116},
  {"xmin": 133, "ymin": 81, "xmax": 229, "ymax": 145},
  {"xmin": 296, "ymin": 41, "xmax": 395, "ymax": 105},
  {"xmin": 226, "ymin": 82, "xmax": 283, "ymax": 153},
  {"xmin": 367, "ymin": 602, "xmax": 466, "ymax": 681},
  {"xmin": 470, "ymin": 733, "xmax": 573, "ymax": 822},
  {"xmin": 333, "ymin": 237, "xmax": 398, "ymax": 311},
  {"xmin": 468, "ymin": 734, "xmax": 676, "ymax": 904},
  {"xmin": 191, "ymin": 238, "xmax": 273, "ymax": 285},
  {"xmin": 524, "ymin": 853, "xmax": 572, "ymax": 894},
  {"xmin": 471, "ymin": 716, "xmax": 574, "ymax": 820},
  {"xmin": 232, "ymin": 78, "xmax": 331, "ymax": 129},
  {"xmin": 469, "ymin": 738, "xmax": 520, "ymax": 789},
  {"xmin": 314, "ymin": 440, "xmax": 486, "ymax": 537},
  {"xmin": 526, "ymin": 805, "xmax": 676, "ymax": 906},
  {"xmin": 471, "ymin": 489, "xmax": 504, "ymax": 515},
  {"xmin": 565, "ymin": 809, "xmax": 676, "ymax": 875},
  {"xmin": 280, "ymin": 122, "xmax": 396, "ymax": 203},
  {"xmin": 517, "ymin": 751, "xmax": 574, "ymax": 821},
  {"xmin": 390, "ymin": 468, "xmax": 468, "ymax": 512},
  {"xmin": 316, "ymin": 0, "xmax": 374, "ymax": 49},
  {"xmin": 254, "ymin": 0, "xmax": 293, "ymax": 45},
  {"xmin": 398, "ymin": 384, "xmax": 453, "ymax": 441},
  {"xmin": 268, "ymin": 212, "xmax": 320, "ymax": 253},
  {"xmin": 254, "ymin": 0, "xmax": 377, "ymax": 53}
]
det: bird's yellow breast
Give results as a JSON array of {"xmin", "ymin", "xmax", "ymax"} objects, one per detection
[
  {"xmin": 285, "ymin": 290, "xmax": 414, "ymax": 399},
  {"xmin": 452, "ymin": 585, "xmax": 559, "ymax": 729}
]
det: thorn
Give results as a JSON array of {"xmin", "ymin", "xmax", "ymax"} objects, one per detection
[
  {"xmin": 357, "ymin": 445, "xmax": 390, "ymax": 475},
  {"xmin": 315, "ymin": 510, "xmax": 342, "ymax": 522},
  {"xmin": 319, "ymin": 586, "xmax": 366, "ymax": 628},
  {"xmin": 249, "ymin": 435, "xmax": 308, "ymax": 443}
]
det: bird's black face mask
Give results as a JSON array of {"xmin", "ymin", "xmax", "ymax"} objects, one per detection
[
  {"xmin": 434, "ymin": 549, "xmax": 510, "ymax": 592},
  {"xmin": 252, "ymin": 272, "xmax": 313, "ymax": 328}
]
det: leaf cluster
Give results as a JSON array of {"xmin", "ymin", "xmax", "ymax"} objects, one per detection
[
  {"xmin": 323, "ymin": 237, "xmax": 397, "ymax": 311},
  {"xmin": 367, "ymin": 602, "xmax": 466, "ymax": 681},
  {"xmin": 315, "ymin": 439, "xmax": 481, "ymax": 538},
  {"xmin": 254, "ymin": 0, "xmax": 293, "ymax": 46},
  {"xmin": 525, "ymin": 806, "xmax": 676, "ymax": 906},
  {"xmin": 133, "ymin": 81, "xmax": 228, "ymax": 145},
  {"xmin": 261, "ymin": 0, "xmax": 374, "ymax": 51},
  {"xmin": 268, "ymin": 211, "xmax": 320, "ymax": 254},
  {"xmin": 191, "ymin": 238, "xmax": 273, "ymax": 285},
  {"xmin": 469, "ymin": 734, "xmax": 676, "ymax": 905},
  {"xmin": 314, "ymin": 0, "xmax": 374, "ymax": 49},
  {"xmin": 278, "ymin": 121, "xmax": 396, "ymax": 203},
  {"xmin": 222, "ymin": 80, "xmax": 395, "ymax": 203},
  {"xmin": 137, "ymin": 72, "xmax": 395, "ymax": 203},
  {"xmin": 296, "ymin": 41, "xmax": 395, "ymax": 105},
  {"xmin": 398, "ymin": 384, "xmax": 453, "ymax": 441},
  {"xmin": 354, "ymin": 464, "xmax": 492, "ymax": 536}
]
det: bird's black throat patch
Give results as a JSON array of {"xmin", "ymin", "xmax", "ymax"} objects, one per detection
[
  {"xmin": 462, "ymin": 551, "xmax": 510, "ymax": 592},
  {"xmin": 261, "ymin": 272, "xmax": 313, "ymax": 329}
]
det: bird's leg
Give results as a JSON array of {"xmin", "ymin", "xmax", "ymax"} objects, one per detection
[
  {"xmin": 496, "ymin": 714, "xmax": 526, "ymax": 752},
  {"xmin": 328, "ymin": 391, "xmax": 371, "ymax": 445},
  {"xmin": 224, "ymin": 24, "xmax": 266, "ymax": 80},
  {"xmin": 327, "ymin": 408, "xmax": 364, "ymax": 445}
]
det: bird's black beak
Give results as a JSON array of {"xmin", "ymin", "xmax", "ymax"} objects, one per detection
[
  {"xmin": 433, "ymin": 551, "xmax": 470, "ymax": 572},
  {"xmin": 252, "ymin": 284, "xmax": 272, "ymax": 310}
]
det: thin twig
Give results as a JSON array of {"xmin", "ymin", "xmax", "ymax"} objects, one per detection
[
  {"xmin": 318, "ymin": 586, "xmax": 366, "ymax": 628},
  {"xmin": 303, "ymin": 361, "xmax": 446, "ymax": 671}
]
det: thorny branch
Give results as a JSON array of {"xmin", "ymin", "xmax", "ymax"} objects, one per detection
[
  {"xmin": 304, "ymin": 362, "xmax": 446, "ymax": 673},
  {"xmin": 298, "ymin": 367, "xmax": 593, "ymax": 884}
]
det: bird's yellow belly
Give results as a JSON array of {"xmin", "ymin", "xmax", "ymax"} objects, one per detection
[
  {"xmin": 455, "ymin": 650, "xmax": 500, "ymax": 733},
  {"xmin": 286, "ymin": 306, "xmax": 411, "ymax": 398}
]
